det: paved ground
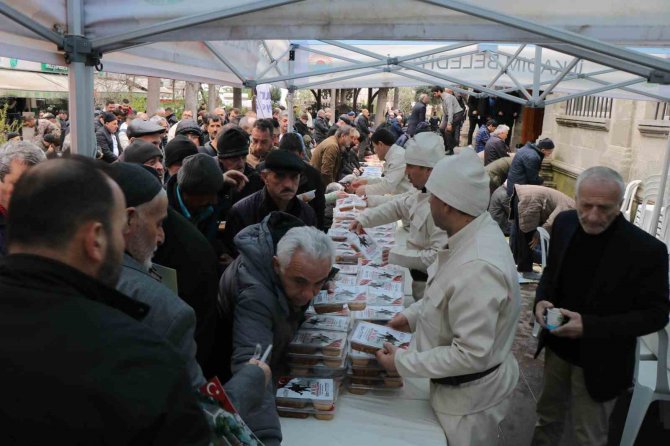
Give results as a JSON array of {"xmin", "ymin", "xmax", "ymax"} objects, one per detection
[{"xmin": 500, "ymin": 283, "xmax": 670, "ymax": 446}]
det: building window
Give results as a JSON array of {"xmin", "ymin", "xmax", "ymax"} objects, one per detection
[
  {"xmin": 565, "ymin": 96, "xmax": 613, "ymax": 119},
  {"xmin": 652, "ymin": 101, "xmax": 670, "ymax": 121}
]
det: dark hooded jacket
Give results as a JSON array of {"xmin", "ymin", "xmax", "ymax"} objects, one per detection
[{"xmin": 218, "ymin": 212, "xmax": 307, "ymax": 446}]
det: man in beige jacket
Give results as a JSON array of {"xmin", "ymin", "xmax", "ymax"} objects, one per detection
[
  {"xmin": 349, "ymin": 132, "xmax": 448, "ymax": 300},
  {"xmin": 310, "ymin": 125, "xmax": 353, "ymax": 186},
  {"xmin": 377, "ymin": 147, "xmax": 521, "ymax": 446},
  {"xmin": 352, "ymin": 127, "xmax": 413, "ymax": 205}
]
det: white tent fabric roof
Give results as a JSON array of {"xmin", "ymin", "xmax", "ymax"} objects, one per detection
[{"xmin": 0, "ymin": 0, "xmax": 669, "ymax": 154}]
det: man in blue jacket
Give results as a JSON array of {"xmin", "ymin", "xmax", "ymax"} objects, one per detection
[{"xmin": 506, "ymin": 138, "xmax": 554, "ymax": 197}]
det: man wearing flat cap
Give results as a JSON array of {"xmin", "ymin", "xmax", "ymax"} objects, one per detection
[
  {"xmin": 223, "ymin": 149, "xmax": 317, "ymax": 257},
  {"xmin": 126, "ymin": 118, "xmax": 166, "ymax": 149},
  {"xmin": 350, "ymin": 132, "xmax": 448, "ymax": 300},
  {"xmin": 377, "ymin": 147, "xmax": 521, "ymax": 446},
  {"xmin": 326, "ymin": 113, "xmax": 353, "ymax": 137}
]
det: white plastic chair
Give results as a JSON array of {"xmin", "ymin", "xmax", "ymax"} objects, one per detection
[
  {"xmin": 536, "ymin": 226, "xmax": 550, "ymax": 271},
  {"xmin": 620, "ymin": 326, "xmax": 670, "ymax": 446},
  {"xmin": 621, "ymin": 180, "xmax": 641, "ymax": 222}
]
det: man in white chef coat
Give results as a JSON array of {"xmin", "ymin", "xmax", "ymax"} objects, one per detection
[
  {"xmin": 349, "ymin": 132, "xmax": 448, "ymax": 300},
  {"xmin": 377, "ymin": 146, "xmax": 521, "ymax": 446}
]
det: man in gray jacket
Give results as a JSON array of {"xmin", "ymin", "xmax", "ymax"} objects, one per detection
[
  {"xmin": 219, "ymin": 212, "xmax": 335, "ymax": 446},
  {"xmin": 109, "ymin": 163, "xmax": 270, "ymax": 418}
]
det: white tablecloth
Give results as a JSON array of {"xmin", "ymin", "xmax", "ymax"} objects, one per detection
[{"xmin": 280, "ymin": 378, "xmax": 448, "ymax": 446}]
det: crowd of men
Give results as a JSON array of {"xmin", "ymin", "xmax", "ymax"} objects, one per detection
[{"xmin": 0, "ymin": 86, "xmax": 667, "ymax": 446}]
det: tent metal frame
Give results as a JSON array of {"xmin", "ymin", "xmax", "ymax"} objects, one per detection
[{"xmin": 1, "ymin": 0, "xmax": 670, "ymax": 227}]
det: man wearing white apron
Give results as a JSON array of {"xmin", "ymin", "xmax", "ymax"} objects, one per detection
[{"xmin": 377, "ymin": 147, "xmax": 521, "ymax": 446}]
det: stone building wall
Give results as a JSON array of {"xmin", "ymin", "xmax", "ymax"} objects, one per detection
[{"xmin": 540, "ymin": 94, "xmax": 670, "ymax": 199}]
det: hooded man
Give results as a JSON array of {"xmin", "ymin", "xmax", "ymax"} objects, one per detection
[
  {"xmin": 377, "ymin": 147, "xmax": 521, "ymax": 446},
  {"xmin": 350, "ymin": 132, "xmax": 448, "ymax": 300}
]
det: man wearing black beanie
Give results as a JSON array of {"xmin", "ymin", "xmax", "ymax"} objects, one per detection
[
  {"xmin": 164, "ymin": 135, "xmax": 198, "ymax": 179},
  {"xmin": 109, "ymin": 162, "xmax": 271, "ymax": 422}
]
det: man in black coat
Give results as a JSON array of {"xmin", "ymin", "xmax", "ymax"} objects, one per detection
[
  {"xmin": 531, "ymin": 167, "xmax": 669, "ymax": 446},
  {"xmin": 278, "ymin": 133, "xmax": 326, "ymax": 230},
  {"xmin": 313, "ymin": 109, "xmax": 330, "ymax": 144},
  {"xmin": 406, "ymin": 93, "xmax": 428, "ymax": 137},
  {"xmin": 354, "ymin": 109, "xmax": 371, "ymax": 159},
  {"xmin": 0, "ymin": 158, "xmax": 210, "ymax": 444},
  {"xmin": 214, "ymin": 126, "xmax": 264, "ymax": 224},
  {"xmin": 223, "ymin": 150, "xmax": 317, "ymax": 256},
  {"xmin": 95, "ymin": 111, "xmax": 121, "ymax": 163}
]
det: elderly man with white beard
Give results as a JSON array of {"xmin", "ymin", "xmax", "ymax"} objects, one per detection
[{"xmin": 110, "ymin": 162, "xmax": 270, "ymax": 423}]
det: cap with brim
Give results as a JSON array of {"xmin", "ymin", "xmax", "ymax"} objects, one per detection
[
  {"xmin": 175, "ymin": 119, "xmax": 202, "ymax": 137},
  {"xmin": 338, "ymin": 114, "xmax": 352, "ymax": 125},
  {"xmin": 263, "ymin": 149, "xmax": 305, "ymax": 173},
  {"xmin": 127, "ymin": 118, "xmax": 165, "ymax": 138},
  {"xmin": 425, "ymin": 146, "xmax": 489, "ymax": 217}
]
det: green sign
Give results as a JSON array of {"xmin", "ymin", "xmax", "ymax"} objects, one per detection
[{"xmin": 41, "ymin": 63, "xmax": 68, "ymax": 74}]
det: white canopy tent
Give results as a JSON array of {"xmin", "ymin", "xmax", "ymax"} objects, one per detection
[{"xmin": 0, "ymin": 0, "xmax": 669, "ymax": 224}]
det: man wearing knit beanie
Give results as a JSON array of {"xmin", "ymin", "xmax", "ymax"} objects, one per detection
[
  {"xmin": 164, "ymin": 135, "xmax": 198, "ymax": 178},
  {"xmin": 107, "ymin": 162, "xmax": 206, "ymax": 389},
  {"xmin": 377, "ymin": 146, "xmax": 521, "ymax": 446},
  {"xmin": 350, "ymin": 132, "xmax": 448, "ymax": 300}
]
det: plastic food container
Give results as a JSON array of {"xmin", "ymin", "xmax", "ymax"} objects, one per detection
[
  {"xmin": 275, "ymin": 377, "xmax": 337, "ymax": 411},
  {"xmin": 364, "ymin": 287, "xmax": 404, "ymax": 306},
  {"xmin": 312, "ymin": 288, "xmax": 367, "ymax": 313},
  {"xmin": 350, "ymin": 321, "xmax": 412, "ymax": 354},
  {"xmin": 358, "ymin": 267, "xmax": 404, "ymax": 284},
  {"xmin": 288, "ymin": 330, "xmax": 347, "ymax": 357},
  {"xmin": 301, "ymin": 314, "xmax": 351, "ymax": 332},
  {"xmin": 352, "ymin": 305, "xmax": 403, "ymax": 323},
  {"xmin": 348, "ymin": 348, "xmax": 377, "ymax": 367},
  {"xmin": 289, "ymin": 354, "xmax": 347, "ymax": 378},
  {"xmin": 327, "ymin": 228, "xmax": 351, "ymax": 242},
  {"xmin": 333, "ymin": 263, "xmax": 359, "ymax": 275},
  {"xmin": 277, "ymin": 405, "xmax": 336, "ymax": 420}
]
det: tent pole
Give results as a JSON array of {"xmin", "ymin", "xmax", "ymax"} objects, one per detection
[
  {"xmin": 66, "ymin": 0, "xmax": 96, "ymax": 157},
  {"xmin": 92, "ymin": 0, "xmax": 304, "ymax": 52},
  {"xmin": 0, "ymin": 2, "xmax": 63, "ymax": 45},
  {"xmin": 256, "ymin": 45, "xmax": 293, "ymax": 81},
  {"xmin": 287, "ymin": 51, "xmax": 295, "ymax": 131},
  {"xmin": 487, "ymin": 45, "xmax": 526, "ymax": 88},
  {"xmin": 261, "ymin": 41, "xmax": 289, "ymax": 88},
  {"xmin": 538, "ymin": 57, "xmax": 581, "ymax": 101},
  {"xmin": 651, "ymin": 135, "xmax": 670, "ymax": 231},
  {"xmin": 204, "ymin": 42, "xmax": 246, "ymax": 83},
  {"xmin": 397, "ymin": 62, "xmax": 528, "ymax": 106},
  {"xmin": 532, "ymin": 46, "xmax": 542, "ymax": 101},
  {"xmin": 418, "ymin": 0, "xmax": 670, "ymax": 81},
  {"xmin": 542, "ymin": 78, "xmax": 646, "ymax": 106}
]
